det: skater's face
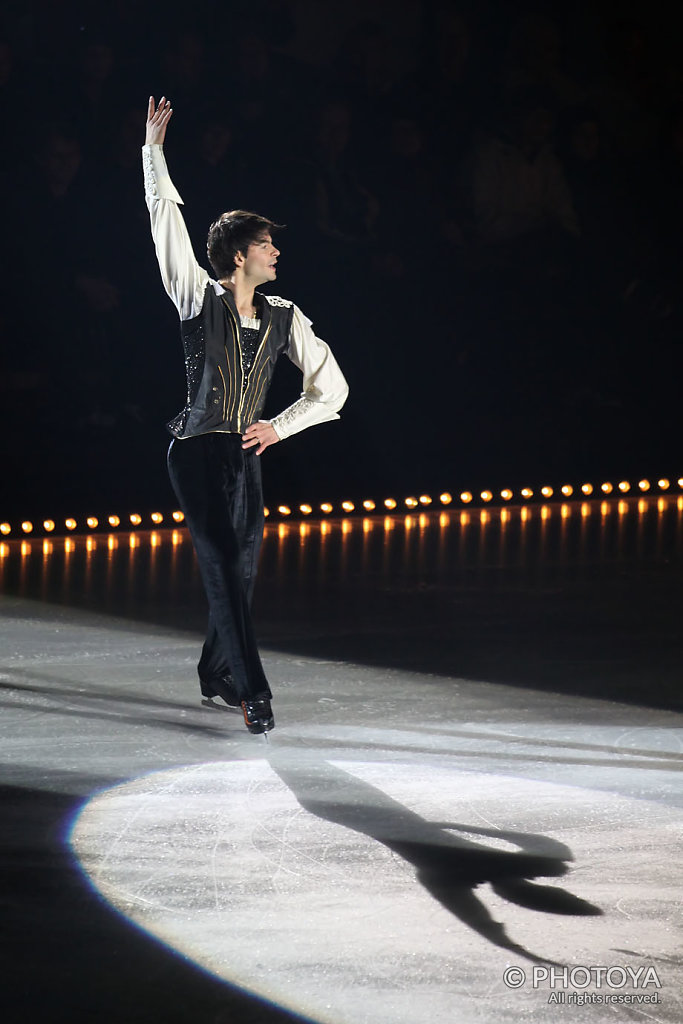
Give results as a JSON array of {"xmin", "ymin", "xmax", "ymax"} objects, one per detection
[{"xmin": 239, "ymin": 233, "xmax": 280, "ymax": 283}]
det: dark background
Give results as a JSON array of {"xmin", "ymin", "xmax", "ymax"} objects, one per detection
[{"xmin": 1, "ymin": 0, "xmax": 681, "ymax": 518}]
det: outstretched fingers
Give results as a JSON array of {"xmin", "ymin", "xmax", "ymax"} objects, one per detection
[
  {"xmin": 151, "ymin": 96, "xmax": 172, "ymax": 122},
  {"xmin": 145, "ymin": 97, "xmax": 173, "ymax": 144}
]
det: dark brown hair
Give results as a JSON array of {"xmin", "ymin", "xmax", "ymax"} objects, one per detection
[{"xmin": 206, "ymin": 210, "xmax": 283, "ymax": 277}]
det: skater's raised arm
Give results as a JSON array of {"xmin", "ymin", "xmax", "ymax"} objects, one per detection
[{"xmin": 143, "ymin": 96, "xmax": 210, "ymax": 320}]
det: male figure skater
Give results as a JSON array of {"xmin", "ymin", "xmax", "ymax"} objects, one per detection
[{"xmin": 143, "ymin": 97, "xmax": 348, "ymax": 734}]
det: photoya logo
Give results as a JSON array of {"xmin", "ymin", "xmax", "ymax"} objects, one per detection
[{"xmin": 503, "ymin": 964, "xmax": 662, "ymax": 991}]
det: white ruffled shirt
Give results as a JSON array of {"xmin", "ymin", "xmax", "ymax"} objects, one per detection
[{"xmin": 142, "ymin": 144, "xmax": 348, "ymax": 440}]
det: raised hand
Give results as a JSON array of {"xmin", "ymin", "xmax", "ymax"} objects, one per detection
[{"xmin": 145, "ymin": 96, "xmax": 173, "ymax": 145}]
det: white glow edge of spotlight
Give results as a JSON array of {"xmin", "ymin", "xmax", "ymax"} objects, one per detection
[{"xmin": 69, "ymin": 758, "xmax": 680, "ymax": 1024}]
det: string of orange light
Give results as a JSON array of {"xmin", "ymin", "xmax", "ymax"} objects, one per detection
[{"xmin": 1, "ymin": 477, "xmax": 680, "ymax": 537}]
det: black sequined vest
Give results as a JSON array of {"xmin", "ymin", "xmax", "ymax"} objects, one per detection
[{"xmin": 167, "ymin": 285, "xmax": 294, "ymax": 438}]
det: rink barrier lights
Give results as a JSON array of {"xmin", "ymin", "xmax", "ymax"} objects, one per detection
[
  {"xmin": 0, "ymin": 477, "xmax": 681, "ymax": 538},
  {"xmin": 2, "ymin": 494, "xmax": 682, "ymax": 562}
]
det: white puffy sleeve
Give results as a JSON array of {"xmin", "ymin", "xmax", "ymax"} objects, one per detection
[
  {"xmin": 142, "ymin": 143, "xmax": 210, "ymax": 321},
  {"xmin": 269, "ymin": 305, "xmax": 349, "ymax": 440}
]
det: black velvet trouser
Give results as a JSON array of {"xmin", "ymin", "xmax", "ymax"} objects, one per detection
[{"xmin": 167, "ymin": 432, "xmax": 271, "ymax": 701}]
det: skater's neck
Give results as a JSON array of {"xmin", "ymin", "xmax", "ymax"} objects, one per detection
[{"xmin": 219, "ymin": 277, "xmax": 259, "ymax": 320}]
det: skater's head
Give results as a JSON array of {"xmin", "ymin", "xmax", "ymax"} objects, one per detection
[{"xmin": 207, "ymin": 210, "xmax": 283, "ymax": 282}]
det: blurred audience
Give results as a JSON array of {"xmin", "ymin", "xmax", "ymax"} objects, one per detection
[
  {"xmin": 468, "ymin": 90, "xmax": 579, "ymax": 255},
  {"xmin": 1, "ymin": 0, "xmax": 682, "ymax": 510}
]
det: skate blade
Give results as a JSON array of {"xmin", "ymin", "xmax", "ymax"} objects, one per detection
[{"xmin": 201, "ymin": 698, "xmax": 240, "ymax": 713}]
